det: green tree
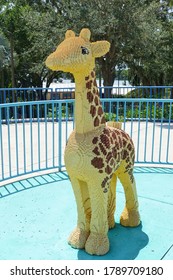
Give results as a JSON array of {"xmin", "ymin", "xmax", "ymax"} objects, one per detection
[
  {"xmin": 0, "ymin": 2, "xmax": 25, "ymax": 88},
  {"xmin": 0, "ymin": 0, "xmax": 173, "ymax": 89},
  {"xmin": 45, "ymin": 0, "xmax": 170, "ymax": 87},
  {"xmin": 127, "ymin": 0, "xmax": 173, "ymax": 86},
  {"xmin": 0, "ymin": 32, "xmax": 10, "ymax": 87},
  {"xmin": 20, "ymin": 6, "xmax": 67, "ymax": 87}
]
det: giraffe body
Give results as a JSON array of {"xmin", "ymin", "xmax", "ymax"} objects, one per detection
[{"xmin": 46, "ymin": 28, "xmax": 140, "ymax": 255}]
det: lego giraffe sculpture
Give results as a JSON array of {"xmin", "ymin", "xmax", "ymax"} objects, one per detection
[{"xmin": 46, "ymin": 28, "xmax": 140, "ymax": 255}]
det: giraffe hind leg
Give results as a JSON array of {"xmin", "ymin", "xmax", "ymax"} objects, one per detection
[{"xmin": 117, "ymin": 161, "xmax": 140, "ymax": 227}]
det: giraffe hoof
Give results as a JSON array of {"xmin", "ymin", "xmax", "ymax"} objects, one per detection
[
  {"xmin": 120, "ymin": 208, "xmax": 140, "ymax": 227},
  {"xmin": 108, "ymin": 217, "xmax": 116, "ymax": 229},
  {"xmin": 68, "ymin": 227, "xmax": 90, "ymax": 249},
  {"xmin": 85, "ymin": 232, "xmax": 109, "ymax": 255}
]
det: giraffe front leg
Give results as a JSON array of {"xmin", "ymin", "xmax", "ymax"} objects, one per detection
[
  {"xmin": 68, "ymin": 178, "xmax": 90, "ymax": 249},
  {"xmin": 108, "ymin": 173, "xmax": 117, "ymax": 229},
  {"xmin": 85, "ymin": 179, "xmax": 109, "ymax": 256}
]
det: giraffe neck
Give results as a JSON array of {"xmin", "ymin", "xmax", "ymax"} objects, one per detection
[{"xmin": 74, "ymin": 70, "xmax": 106, "ymax": 134}]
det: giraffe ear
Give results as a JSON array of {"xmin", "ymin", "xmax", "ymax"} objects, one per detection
[
  {"xmin": 79, "ymin": 28, "xmax": 91, "ymax": 41},
  {"xmin": 91, "ymin": 41, "xmax": 110, "ymax": 58},
  {"xmin": 65, "ymin": 30, "xmax": 75, "ymax": 39}
]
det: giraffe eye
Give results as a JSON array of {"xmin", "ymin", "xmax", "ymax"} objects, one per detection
[{"xmin": 81, "ymin": 46, "xmax": 89, "ymax": 55}]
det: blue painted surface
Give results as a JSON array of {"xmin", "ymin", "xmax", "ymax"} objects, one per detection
[{"xmin": 0, "ymin": 168, "xmax": 173, "ymax": 260}]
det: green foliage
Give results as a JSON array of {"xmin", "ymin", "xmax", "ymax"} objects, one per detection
[
  {"xmin": 0, "ymin": 32, "xmax": 10, "ymax": 68},
  {"xmin": 106, "ymin": 102, "xmax": 173, "ymax": 122},
  {"xmin": 0, "ymin": 0, "xmax": 173, "ymax": 88},
  {"xmin": 104, "ymin": 112, "xmax": 117, "ymax": 122},
  {"xmin": 126, "ymin": 87, "xmax": 172, "ymax": 98}
]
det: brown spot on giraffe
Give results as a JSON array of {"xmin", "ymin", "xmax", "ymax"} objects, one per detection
[
  {"xmin": 86, "ymin": 80, "xmax": 92, "ymax": 89},
  {"xmin": 112, "ymin": 147, "xmax": 117, "ymax": 158},
  {"xmin": 122, "ymin": 138, "xmax": 127, "ymax": 146},
  {"xmin": 98, "ymin": 106, "xmax": 103, "ymax": 116},
  {"xmin": 101, "ymin": 176, "xmax": 109, "ymax": 188},
  {"xmin": 116, "ymin": 130, "xmax": 121, "ymax": 136},
  {"xmin": 106, "ymin": 152, "xmax": 112, "ymax": 163},
  {"xmin": 127, "ymin": 143, "xmax": 132, "ymax": 151},
  {"xmin": 91, "ymin": 71, "xmax": 95, "ymax": 78},
  {"xmin": 100, "ymin": 134, "xmax": 111, "ymax": 149},
  {"xmin": 93, "ymin": 87, "xmax": 96, "ymax": 94},
  {"xmin": 94, "ymin": 96, "xmax": 99, "ymax": 106},
  {"xmin": 118, "ymin": 136, "xmax": 123, "ymax": 149},
  {"xmin": 131, "ymin": 151, "xmax": 135, "ymax": 162},
  {"xmin": 114, "ymin": 142, "xmax": 120, "ymax": 150},
  {"xmin": 105, "ymin": 165, "xmax": 112, "ymax": 175},
  {"xmin": 112, "ymin": 131, "xmax": 117, "ymax": 139},
  {"xmin": 90, "ymin": 105, "xmax": 96, "ymax": 117},
  {"xmin": 101, "ymin": 116, "xmax": 106, "ymax": 124},
  {"xmin": 99, "ymin": 142, "xmax": 107, "ymax": 156},
  {"xmin": 126, "ymin": 157, "xmax": 130, "ymax": 163},
  {"xmin": 92, "ymin": 137, "xmax": 98, "ymax": 144},
  {"xmin": 121, "ymin": 130, "xmax": 130, "ymax": 140},
  {"xmin": 91, "ymin": 157, "xmax": 104, "ymax": 169},
  {"xmin": 93, "ymin": 78, "xmax": 97, "ymax": 87},
  {"xmin": 94, "ymin": 116, "xmax": 100, "ymax": 127},
  {"xmin": 104, "ymin": 128, "xmax": 111, "ymax": 136},
  {"xmin": 93, "ymin": 146, "xmax": 100, "ymax": 156},
  {"xmin": 110, "ymin": 137, "xmax": 114, "ymax": 145},
  {"xmin": 87, "ymin": 91, "xmax": 93, "ymax": 103}
]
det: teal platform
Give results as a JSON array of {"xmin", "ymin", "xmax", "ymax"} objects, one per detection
[{"xmin": 0, "ymin": 167, "xmax": 173, "ymax": 260}]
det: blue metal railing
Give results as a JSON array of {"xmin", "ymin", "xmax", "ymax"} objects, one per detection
[
  {"xmin": 0, "ymin": 98, "xmax": 173, "ymax": 183},
  {"xmin": 0, "ymin": 99, "xmax": 75, "ymax": 182},
  {"xmin": 1, "ymin": 86, "xmax": 173, "ymax": 103},
  {"xmin": 99, "ymin": 85, "xmax": 173, "ymax": 99}
]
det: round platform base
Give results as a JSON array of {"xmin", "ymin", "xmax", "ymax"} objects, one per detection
[{"xmin": 0, "ymin": 167, "xmax": 173, "ymax": 260}]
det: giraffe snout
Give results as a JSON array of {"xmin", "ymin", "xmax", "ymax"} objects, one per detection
[
  {"xmin": 45, "ymin": 52, "xmax": 58, "ymax": 71},
  {"xmin": 45, "ymin": 50, "xmax": 64, "ymax": 70},
  {"xmin": 45, "ymin": 51, "xmax": 73, "ymax": 72}
]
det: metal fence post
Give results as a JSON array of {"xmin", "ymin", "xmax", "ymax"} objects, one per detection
[{"xmin": 58, "ymin": 102, "xmax": 62, "ymax": 171}]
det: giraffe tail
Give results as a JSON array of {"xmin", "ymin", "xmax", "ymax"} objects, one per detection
[{"xmin": 107, "ymin": 121, "xmax": 122, "ymax": 129}]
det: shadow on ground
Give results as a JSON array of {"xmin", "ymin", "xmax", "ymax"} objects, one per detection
[
  {"xmin": 77, "ymin": 223, "xmax": 149, "ymax": 260},
  {"xmin": 0, "ymin": 171, "xmax": 69, "ymax": 199}
]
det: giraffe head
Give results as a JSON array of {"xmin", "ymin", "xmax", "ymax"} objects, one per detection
[{"xmin": 45, "ymin": 28, "xmax": 110, "ymax": 76}]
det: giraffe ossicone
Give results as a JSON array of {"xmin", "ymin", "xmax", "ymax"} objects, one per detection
[{"xmin": 46, "ymin": 28, "xmax": 140, "ymax": 256}]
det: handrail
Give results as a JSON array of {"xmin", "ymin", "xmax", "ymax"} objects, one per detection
[
  {"xmin": 0, "ymin": 98, "xmax": 173, "ymax": 184},
  {"xmin": 0, "ymin": 98, "xmax": 173, "ymax": 108}
]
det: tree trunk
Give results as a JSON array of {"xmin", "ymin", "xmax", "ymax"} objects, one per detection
[
  {"xmin": 99, "ymin": 57, "xmax": 116, "ymax": 113},
  {"xmin": 0, "ymin": 69, "xmax": 4, "ymax": 88},
  {"xmin": 10, "ymin": 35, "xmax": 16, "ymax": 102},
  {"xmin": 100, "ymin": 57, "xmax": 115, "ymax": 98},
  {"xmin": 10, "ymin": 36, "xmax": 15, "ymax": 87}
]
